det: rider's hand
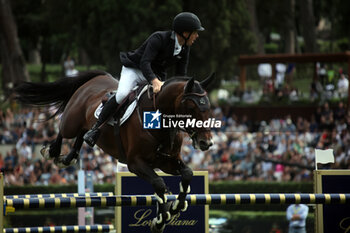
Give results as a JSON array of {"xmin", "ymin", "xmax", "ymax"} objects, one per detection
[{"xmin": 152, "ymin": 78, "xmax": 164, "ymax": 93}]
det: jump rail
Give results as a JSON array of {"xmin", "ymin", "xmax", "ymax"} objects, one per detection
[
  {"xmin": 5, "ymin": 192, "xmax": 114, "ymax": 199},
  {"xmin": 4, "ymin": 224, "xmax": 114, "ymax": 233},
  {"xmin": 6, "ymin": 193, "xmax": 350, "ymax": 209}
]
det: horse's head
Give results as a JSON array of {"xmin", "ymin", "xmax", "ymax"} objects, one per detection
[{"xmin": 176, "ymin": 73, "xmax": 216, "ymax": 151}]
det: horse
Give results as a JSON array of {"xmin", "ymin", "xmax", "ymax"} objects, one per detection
[{"xmin": 13, "ymin": 70, "xmax": 215, "ymax": 233}]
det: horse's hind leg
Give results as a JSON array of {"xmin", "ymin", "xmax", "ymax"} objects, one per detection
[
  {"xmin": 40, "ymin": 133, "xmax": 63, "ymax": 159},
  {"xmin": 54, "ymin": 132, "xmax": 84, "ymax": 167}
]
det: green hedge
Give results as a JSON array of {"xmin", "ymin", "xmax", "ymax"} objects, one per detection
[
  {"xmin": 209, "ymin": 181, "xmax": 313, "ymax": 194},
  {"xmin": 4, "ymin": 184, "xmax": 114, "ymax": 195}
]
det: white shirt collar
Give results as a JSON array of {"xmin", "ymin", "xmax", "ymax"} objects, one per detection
[{"xmin": 173, "ymin": 34, "xmax": 182, "ymax": 56}]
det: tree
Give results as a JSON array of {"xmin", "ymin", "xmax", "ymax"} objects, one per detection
[
  {"xmin": 246, "ymin": 0, "xmax": 265, "ymax": 54},
  {"xmin": 315, "ymin": 0, "xmax": 350, "ymax": 52},
  {"xmin": 284, "ymin": 0, "xmax": 296, "ymax": 53},
  {"xmin": 182, "ymin": 0, "xmax": 255, "ymax": 85},
  {"xmin": 298, "ymin": 0, "xmax": 317, "ymax": 52},
  {"xmin": 0, "ymin": 0, "xmax": 29, "ymax": 95}
]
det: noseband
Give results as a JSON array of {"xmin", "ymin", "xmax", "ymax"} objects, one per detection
[{"xmin": 179, "ymin": 90, "xmax": 211, "ymax": 140}]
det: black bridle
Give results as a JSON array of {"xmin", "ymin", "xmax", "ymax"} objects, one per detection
[{"xmin": 179, "ymin": 90, "xmax": 211, "ymax": 140}]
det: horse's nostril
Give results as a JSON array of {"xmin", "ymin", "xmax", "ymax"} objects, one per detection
[{"xmin": 199, "ymin": 140, "xmax": 212, "ymax": 150}]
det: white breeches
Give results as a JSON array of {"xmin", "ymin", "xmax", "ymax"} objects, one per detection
[{"xmin": 115, "ymin": 66, "xmax": 147, "ymax": 104}]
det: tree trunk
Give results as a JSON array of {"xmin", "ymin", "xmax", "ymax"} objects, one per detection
[
  {"xmin": 298, "ymin": 0, "xmax": 317, "ymax": 53},
  {"xmin": 0, "ymin": 0, "xmax": 30, "ymax": 96},
  {"xmin": 246, "ymin": 0, "xmax": 265, "ymax": 54},
  {"xmin": 284, "ymin": 0, "xmax": 296, "ymax": 54}
]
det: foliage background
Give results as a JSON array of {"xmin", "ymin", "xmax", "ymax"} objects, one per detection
[{"xmin": 3, "ymin": 0, "xmax": 349, "ymax": 89}]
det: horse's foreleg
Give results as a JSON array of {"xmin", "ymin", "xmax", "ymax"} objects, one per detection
[
  {"xmin": 128, "ymin": 159, "xmax": 170, "ymax": 233},
  {"xmin": 55, "ymin": 132, "xmax": 84, "ymax": 167},
  {"xmin": 169, "ymin": 160, "xmax": 193, "ymax": 216},
  {"xmin": 63, "ymin": 133, "xmax": 84, "ymax": 166},
  {"xmin": 41, "ymin": 133, "xmax": 63, "ymax": 159}
]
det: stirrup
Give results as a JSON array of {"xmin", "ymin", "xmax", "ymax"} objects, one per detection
[{"xmin": 83, "ymin": 128, "xmax": 100, "ymax": 147}]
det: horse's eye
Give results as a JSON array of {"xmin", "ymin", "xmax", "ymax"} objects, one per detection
[{"xmin": 186, "ymin": 101, "xmax": 196, "ymax": 109}]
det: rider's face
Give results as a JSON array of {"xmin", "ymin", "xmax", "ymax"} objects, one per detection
[{"xmin": 182, "ymin": 31, "xmax": 199, "ymax": 46}]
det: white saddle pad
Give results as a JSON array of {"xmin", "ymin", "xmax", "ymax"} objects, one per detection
[{"xmin": 94, "ymin": 85, "xmax": 148, "ymax": 126}]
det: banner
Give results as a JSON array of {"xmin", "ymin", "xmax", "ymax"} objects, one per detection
[
  {"xmin": 314, "ymin": 170, "xmax": 350, "ymax": 233},
  {"xmin": 115, "ymin": 171, "xmax": 208, "ymax": 233}
]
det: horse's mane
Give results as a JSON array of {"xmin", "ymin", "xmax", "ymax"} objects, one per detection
[
  {"xmin": 163, "ymin": 76, "xmax": 205, "ymax": 94},
  {"xmin": 163, "ymin": 76, "xmax": 191, "ymax": 86}
]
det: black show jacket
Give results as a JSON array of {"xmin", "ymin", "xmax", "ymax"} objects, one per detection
[{"xmin": 120, "ymin": 31, "xmax": 190, "ymax": 82}]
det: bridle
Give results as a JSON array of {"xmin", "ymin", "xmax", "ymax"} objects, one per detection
[{"xmin": 179, "ymin": 90, "xmax": 211, "ymax": 140}]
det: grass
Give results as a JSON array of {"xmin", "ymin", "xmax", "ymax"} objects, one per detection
[
  {"xmin": 26, "ymin": 64, "xmax": 107, "ymax": 82},
  {"xmin": 0, "ymin": 63, "xmax": 107, "ymax": 88}
]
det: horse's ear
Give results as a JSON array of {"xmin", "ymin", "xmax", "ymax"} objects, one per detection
[
  {"xmin": 200, "ymin": 72, "xmax": 216, "ymax": 89},
  {"xmin": 184, "ymin": 77, "xmax": 195, "ymax": 93}
]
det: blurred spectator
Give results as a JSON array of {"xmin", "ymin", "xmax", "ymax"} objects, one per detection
[
  {"xmin": 334, "ymin": 101, "xmax": 346, "ymax": 123},
  {"xmin": 289, "ymin": 87, "xmax": 299, "ymax": 102},
  {"xmin": 64, "ymin": 56, "xmax": 78, "ymax": 77},
  {"xmin": 16, "ymin": 140, "xmax": 32, "ymax": 160},
  {"xmin": 317, "ymin": 63, "xmax": 327, "ymax": 86},
  {"xmin": 337, "ymin": 73, "xmax": 349, "ymax": 98},
  {"xmin": 275, "ymin": 63, "xmax": 286, "ymax": 89},
  {"xmin": 320, "ymin": 102, "xmax": 334, "ymax": 130},
  {"xmin": 242, "ymin": 86, "xmax": 256, "ymax": 103},
  {"xmin": 286, "ymin": 203, "xmax": 309, "ymax": 233},
  {"xmin": 1, "ymin": 100, "xmax": 350, "ymax": 185},
  {"xmin": 285, "ymin": 63, "xmax": 296, "ymax": 86},
  {"xmin": 258, "ymin": 63, "xmax": 272, "ymax": 82},
  {"xmin": 309, "ymin": 79, "xmax": 322, "ymax": 101}
]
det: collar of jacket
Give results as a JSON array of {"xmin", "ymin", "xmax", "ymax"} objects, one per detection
[
  {"xmin": 171, "ymin": 31, "xmax": 176, "ymax": 40},
  {"xmin": 171, "ymin": 31, "xmax": 188, "ymax": 51}
]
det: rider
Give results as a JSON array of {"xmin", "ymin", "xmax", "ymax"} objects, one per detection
[{"xmin": 83, "ymin": 12, "xmax": 205, "ymax": 147}]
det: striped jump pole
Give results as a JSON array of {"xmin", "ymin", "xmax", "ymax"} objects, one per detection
[
  {"xmin": 6, "ymin": 193, "xmax": 350, "ymax": 209},
  {"xmin": 4, "ymin": 224, "xmax": 114, "ymax": 233},
  {"xmin": 5, "ymin": 192, "xmax": 114, "ymax": 199}
]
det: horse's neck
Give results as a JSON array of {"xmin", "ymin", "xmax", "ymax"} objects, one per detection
[{"xmin": 156, "ymin": 83, "xmax": 184, "ymax": 114}]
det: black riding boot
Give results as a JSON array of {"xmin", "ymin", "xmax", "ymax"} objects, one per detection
[{"xmin": 83, "ymin": 97, "xmax": 119, "ymax": 147}]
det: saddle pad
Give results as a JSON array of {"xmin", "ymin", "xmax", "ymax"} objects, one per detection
[{"xmin": 94, "ymin": 85, "xmax": 148, "ymax": 126}]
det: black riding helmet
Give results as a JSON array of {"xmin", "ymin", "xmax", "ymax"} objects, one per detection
[{"xmin": 173, "ymin": 12, "xmax": 204, "ymax": 41}]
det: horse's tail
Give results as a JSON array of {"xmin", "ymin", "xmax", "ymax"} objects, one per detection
[{"xmin": 13, "ymin": 70, "xmax": 109, "ymax": 118}]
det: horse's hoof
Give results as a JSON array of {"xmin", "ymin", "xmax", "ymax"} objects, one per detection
[
  {"xmin": 170, "ymin": 199, "xmax": 188, "ymax": 215},
  {"xmin": 40, "ymin": 146, "xmax": 50, "ymax": 159},
  {"xmin": 53, "ymin": 157, "xmax": 68, "ymax": 168},
  {"xmin": 54, "ymin": 157, "xmax": 78, "ymax": 168},
  {"xmin": 170, "ymin": 200, "xmax": 179, "ymax": 213},
  {"xmin": 164, "ymin": 201, "xmax": 172, "ymax": 220},
  {"xmin": 63, "ymin": 157, "xmax": 77, "ymax": 166},
  {"xmin": 181, "ymin": 201, "xmax": 188, "ymax": 212},
  {"xmin": 150, "ymin": 217, "xmax": 165, "ymax": 233},
  {"xmin": 69, "ymin": 158, "xmax": 78, "ymax": 166}
]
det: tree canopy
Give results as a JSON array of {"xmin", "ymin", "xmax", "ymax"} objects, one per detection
[{"xmin": 1, "ymin": 0, "xmax": 350, "ymax": 91}]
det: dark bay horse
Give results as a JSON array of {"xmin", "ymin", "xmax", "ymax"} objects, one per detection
[{"xmin": 13, "ymin": 71, "xmax": 215, "ymax": 233}]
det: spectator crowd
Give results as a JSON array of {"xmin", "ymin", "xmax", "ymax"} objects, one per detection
[{"xmin": 0, "ymin": 100, "xmax": 349, "ymax": 186}]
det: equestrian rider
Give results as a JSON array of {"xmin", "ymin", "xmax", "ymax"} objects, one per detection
[{"xmin": 83, "ymin": 12, "xmax": 205, "ymax": 147}]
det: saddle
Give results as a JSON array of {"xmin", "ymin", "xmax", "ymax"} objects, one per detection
[
  {"xmin": 95, "ymin": 82, "xmax": 150, "ymax": 126},
  {"xmin": 95, "ymin": 82, "xmax": 151, "ymax": 163}
]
